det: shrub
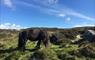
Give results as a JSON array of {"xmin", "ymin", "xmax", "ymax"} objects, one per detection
[{"xmin": 30, "ymin": 48, "xmax": 59, "ymax": 60}]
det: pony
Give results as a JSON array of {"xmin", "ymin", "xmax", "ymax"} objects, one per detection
[{"xmin": 18, "ymin": 29, "xmax": 49, "ymax": 50}]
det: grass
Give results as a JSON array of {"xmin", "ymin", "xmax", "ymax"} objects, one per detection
[{"xmin": 0, "ymin": 30, "xmax": 95, "ymax": 60}]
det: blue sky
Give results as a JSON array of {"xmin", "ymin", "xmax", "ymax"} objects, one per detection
[{"xmin": 0, "ymin": 0, "xmax": 95, "ymax": 29}]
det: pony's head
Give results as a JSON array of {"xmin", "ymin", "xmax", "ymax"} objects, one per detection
[{"xmin": 49, "ymin": 34, "xmax": 59, "ymax": 44}]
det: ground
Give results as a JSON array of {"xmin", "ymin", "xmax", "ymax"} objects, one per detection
[{"xmin": 0, "ymin": 29, "xmax": 95, "ymax": 60}]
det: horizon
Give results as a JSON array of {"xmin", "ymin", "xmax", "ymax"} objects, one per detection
[
  {"xmin": 0, "ymin": 0, "xmax": 95, "ymax": 29},
  {"xmin": 0, "ymin": 26, "xmax": 94, "ymax": 30}
]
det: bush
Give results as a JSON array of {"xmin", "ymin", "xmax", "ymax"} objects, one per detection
[
  {"xmin": 79, "ymin": 44, "xmax": 95, "ymax": 58},
  {"xmin": 4, "ymin": 51, "xmax": 32, "ymax": 60},
  {"xmin": 57, "ymin": 52, "xmax": 76, "ymax": 60},
  {"xmin": 29, "ymin": 48, "xmax": 59, "ymax": 60}
]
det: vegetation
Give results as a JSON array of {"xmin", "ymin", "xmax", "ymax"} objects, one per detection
[{"xmin": 0, "ymin": 27, "xmax": 95, "ymax": 60}]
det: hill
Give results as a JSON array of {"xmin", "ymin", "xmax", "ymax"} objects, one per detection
[{"xmin": 0, "ymin": 26, "xmax": 95, "ymax": 60}]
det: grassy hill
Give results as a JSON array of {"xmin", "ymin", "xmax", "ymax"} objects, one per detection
[{"xmin": 0, "ymin": 27, "xmax": 95, "ymax": 60}]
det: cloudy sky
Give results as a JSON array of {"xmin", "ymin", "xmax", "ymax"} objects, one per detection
[{"xmin": 0, "ymin": 0, "xmax": 95, "ymax": 29}]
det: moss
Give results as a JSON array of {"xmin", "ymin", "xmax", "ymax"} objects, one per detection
[
  {"xmin": 4, "ymin": 51, "xmax": 32, "ymax": 60},
  {"xmin": 30, "ymin": 48, "xmax": 59, "ymax": 60},
  {"xmin": 0, "ymin": 29, "xmax": 95, "ymax": 60}
]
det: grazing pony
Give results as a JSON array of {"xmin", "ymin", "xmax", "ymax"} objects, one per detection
[{"xmin": 18, "ymin": 29, "xmax": 49, "ymax": 50}]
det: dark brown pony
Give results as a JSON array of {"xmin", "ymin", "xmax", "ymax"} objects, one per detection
[{"xmin": 18, "ymin": 29, "xmax": 49, "ymax": 50}]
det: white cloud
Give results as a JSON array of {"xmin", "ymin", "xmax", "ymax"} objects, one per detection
[
  {"xmin": 0, "ymin": 23, "xmax": 25, "ymax": 30},
  {"xmin": 66, "ymin": 17, "xmax": 71, "ymax": 21},
  {"xmin": 3, "ymin": 0, "xmax": 13, "ymax": 7},
  {"xmin": 2, "ymin": 0, "xmax": 94, "ymax": 21},
  {"xmin": 34, "ymin": 0, "xmax": 58, "ymax": 5},
  {"xmin": 58, "ymin": 13, "xmax": 66, "ymax": 17},
  {"xmin": 19, "ymin": 0, "xmax": 95, "ymax": 21},
  {"xmin": 48, "ymin": 0, "xmax": 58, "ymax": 5},
  {"xmin": 66, "ymin": 11, "xmax": 95, "ymax": 21},
  {"xmin": 3, "ymin": 0, "xmax": 14, "ymax": 9},
  {"xmin": 73, "ymin": 24, "xmax": 95, "ymax": 27}
]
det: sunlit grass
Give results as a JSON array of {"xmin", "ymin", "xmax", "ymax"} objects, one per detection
[{"xmin": 0, "ymin": 30, "xmax": 95, "ymax": 60}]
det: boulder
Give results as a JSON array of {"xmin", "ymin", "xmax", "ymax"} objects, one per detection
[{"xmin": 82, "ymin": 30, "xmax": 95, "ymax": 42}]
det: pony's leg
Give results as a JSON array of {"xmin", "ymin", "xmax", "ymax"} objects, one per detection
[
  {"xmin": 18, "ymin": 34, "xmax": 23, "ymax": 49},
  {"xmin": 43, "ymin": 39, "xmax": 48, "ymax": 48},
  {"xmin": 18, "ymin": 38, "xmax": 26, "ymax": 50},
  {"xmin": 22, "ymin": 38, "xmax": 27, "ymax": 50},
  {"xmin": 36, "ymin": 39, "xmax": 41, "ymax": 48},
  {"xmin": 18, "ymin": 33, "xmax": 27, "ymax": 50}
]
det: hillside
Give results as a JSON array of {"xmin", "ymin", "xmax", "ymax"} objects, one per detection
[{"xmin": 0, "ymin": 27, "xmax": 95, "ymax": 60}]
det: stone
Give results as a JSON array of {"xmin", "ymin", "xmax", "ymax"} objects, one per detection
[{"xmin": 82, "ymin": 30, "xmax": 95, "ymax": 42}]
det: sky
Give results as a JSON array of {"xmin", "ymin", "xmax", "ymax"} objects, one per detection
[{"xmin": 0, "ymin": 0, "xmax": 95, "ymax": 29}]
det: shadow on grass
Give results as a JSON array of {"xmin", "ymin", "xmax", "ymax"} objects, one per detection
[
  {"xmin": 25, "ymin": 48, "xmax": 39, "ymax": 52},
  {"xmin": 0, "ymin": 47, "xmax": 39, "ymax": 53},
  {"xmin": 0, "ymin": 48, "xmax": 18, "ymax": 53}
]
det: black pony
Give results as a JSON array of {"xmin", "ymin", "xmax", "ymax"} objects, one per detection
[{"xmin": 18, "ymin": 29, "xmax": 49, "ymax": 50}]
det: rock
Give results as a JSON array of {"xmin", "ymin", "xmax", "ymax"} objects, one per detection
[{"xmin": 82, "ymin": 30, "xmax": 95, "ymax": 42}]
